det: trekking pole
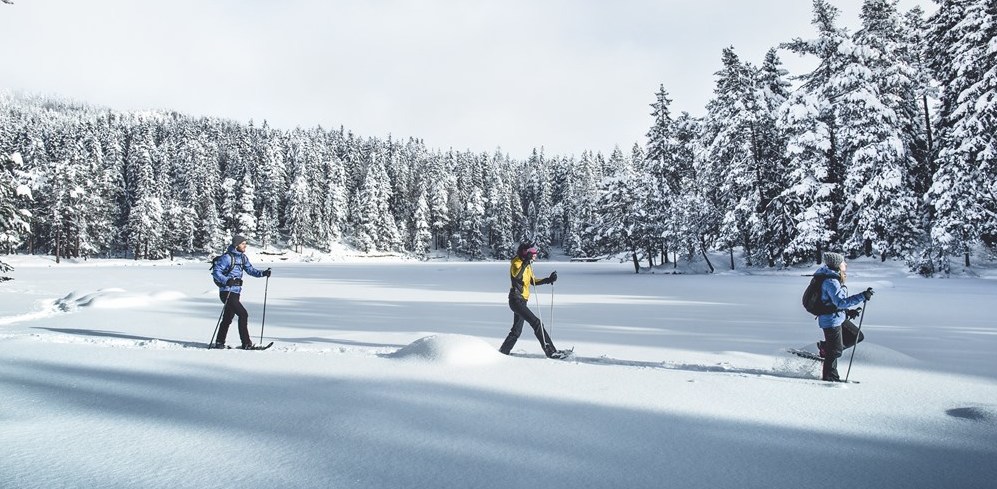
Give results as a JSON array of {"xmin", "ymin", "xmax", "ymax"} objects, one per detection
[
  {"xmin": 210, "ymin": 291, "xmax": 232, "ymax": 348},
  {"xmin": 550, "ymin": 281, "xmax": 555, "ymax": 335},
  {"xmin": 844, "ymin": 300, "xmax": 867, "ymax": 382},
  {"xmin": 258, "ymin": 274, "xmax": 270, "ymax": 345}
]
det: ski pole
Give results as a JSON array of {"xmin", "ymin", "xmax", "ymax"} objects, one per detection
[
  {"xmin": 550, "ymin": 280, "xmax": 555, "ymax": 335},
  {"xmin": 210, "ymin": 290, "xmax": 232, "ymax": 348},
  {"xmin": 844, "ymin": 300, "xmax": 867, "ymax": 382},
  {"xmin": 531, "ymin": 265, "xmax": 554, "ymax": 352},
  {"xmin": 258, "ymin": 274, "xmax": 270, "ymax": 345}
]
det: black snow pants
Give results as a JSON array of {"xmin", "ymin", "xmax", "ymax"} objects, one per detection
[
  {"xmin": 216, "ymin": 291, "xmax": 252, "ymax": 347},
  {"xmin": 500, "ymin": 294, "xmax": 556, "ymax": 357},
  {"xmin": 822, "ymin": 319, "xmax": 865, "ymax": 381}
]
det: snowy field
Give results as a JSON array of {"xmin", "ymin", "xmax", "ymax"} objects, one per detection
[{"xmin": 1, "ymin": 255, "xmax": 995, "ymax": 489}]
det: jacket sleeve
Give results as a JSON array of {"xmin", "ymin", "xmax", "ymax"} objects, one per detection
[
  {"xmin": 242, "ymin": 256, "xmax": 264, "ymax": 278},
  {"xmin": 824, "ymin": 280, "xmax": 865, "ymax": 310}
]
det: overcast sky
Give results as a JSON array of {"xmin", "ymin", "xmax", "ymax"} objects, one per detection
[{"xmin": 0, "ymin": 0, "xmax": 933, "ymax": 160}]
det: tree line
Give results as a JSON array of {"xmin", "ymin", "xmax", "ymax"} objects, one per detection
[{"xmin": 1, "ymin": 0, "xmax": 994, "ymax": 276}]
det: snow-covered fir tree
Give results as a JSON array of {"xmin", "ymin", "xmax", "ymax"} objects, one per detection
[{"xmin": 926, "ymin": 0, "xmax": 997, "ymax": 270}]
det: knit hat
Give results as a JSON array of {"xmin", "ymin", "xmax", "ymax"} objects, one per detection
[
  {"xmin": 517, "ymin": 242, "xmax": 538, "ymax": 259},
  {"xmin": 232, "ymin": 234, "xmax": 248, "ymax": 247},
  {"xmin": 823, "ymin": 252, "xmax": 845, "ymax": 270}
]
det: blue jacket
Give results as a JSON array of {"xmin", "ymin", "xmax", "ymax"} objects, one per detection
[
  {"xmin": 212, "ymin": 245, "xmax": 265, "ymax": 294},
  {"xmin": 814, "ymin": 265, "xmax": 866, "ymax": 329}
]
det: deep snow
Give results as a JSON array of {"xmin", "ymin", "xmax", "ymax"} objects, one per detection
[{"xmin": 1, "ymin": 255, "xmax": 995, "ymax": 489}]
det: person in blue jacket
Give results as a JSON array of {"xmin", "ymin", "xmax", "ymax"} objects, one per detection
[
  {"xmin": 211, "ymin": 234, "xmax": 271, "ymax": 349},
  {"xmin": 814, "ymin": 252, "xmax": 873, "ymax": 381}
]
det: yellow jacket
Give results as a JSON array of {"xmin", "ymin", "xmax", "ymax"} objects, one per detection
[{"xmin": 510, "ymin": 256, "xmax": 537, "ymax": 300}]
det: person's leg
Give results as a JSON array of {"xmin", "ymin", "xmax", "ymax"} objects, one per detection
[
  {"xmin": 822, "ymin": 326, "xmax": 843, "ymax": 381},
  {"xmin": 231, "ymin": 297, "xmax": 251, "ymax": 347},
  {"xmin": 500, "ymin": 299, "xmax": 526, "ymax": 354},
  {"xmin": 509, "ymin": 298, "xmax": 556, "ymax": 356},
  {"xmin": 841, "ymin": 319, "xmax": 864, "ymax": 349},
  {"xmin": 215, "ymin": 292, "xmax": 239, "ymax": 345}
]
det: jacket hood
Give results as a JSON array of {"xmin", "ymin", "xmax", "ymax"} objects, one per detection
[{"xmin": 814, "ymin": 265, "xmax": 840, "ymax": 279}]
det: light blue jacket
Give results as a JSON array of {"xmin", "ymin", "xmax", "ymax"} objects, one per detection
[
  {"xmin": 212, "ymin": 245, "xmax": 265, "ymax": 294},
  {"xmin": 815, "ymin": 265, "xmax": 866, "ymax": 329}
]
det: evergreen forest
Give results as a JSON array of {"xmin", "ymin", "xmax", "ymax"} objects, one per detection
[{"xmin": 1, "ymin": 0, "xmax": 994, "ymax": 276}]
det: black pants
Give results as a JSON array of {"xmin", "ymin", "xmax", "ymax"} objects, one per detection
[
  {"xmin": 822, "ymin": 319, "xmax": 865, "ymax": 381},
  {"xmin": 500, "ymin": 295, "xmax": 556, "ymax": 356},
  {"xmin": 216, "ymin": 291, "xmax": 251, "ymax": 347}
]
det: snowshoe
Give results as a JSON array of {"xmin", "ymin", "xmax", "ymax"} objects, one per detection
[
  {"xmin": 207, "ymin": 342, "xmax": 231, "ymax": 350},
  {"xmin": 548, "ymin": 347, "xmax": 575, "ymax": 360},
  {"xmin": 787, "ymin": 348, "xmax": 822, "ymax": 362},
  {"xmin": 239, "ymin": 341, "xmax": 274, "ymax": 351}
]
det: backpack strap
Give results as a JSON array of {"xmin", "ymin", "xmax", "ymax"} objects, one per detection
[{"xmin": 223, "ymin": 251, "xmax": 241, "ymax": 275}]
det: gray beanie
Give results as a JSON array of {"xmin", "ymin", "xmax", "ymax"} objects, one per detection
[
  {"xmin": 823, "ymin": 252, "xmax": 845, "ymax": 270},
  {"xmin": 232, "ymin": 234, "xmax": 248, "ymax": 247}
]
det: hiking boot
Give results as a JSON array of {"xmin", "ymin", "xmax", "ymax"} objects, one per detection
[
  {"xmin": 239, "ymin": 343, "xmax": 255, "ymax": 350},
  {"xmin": 208, "ymin": 342, "xmax": 228, "ymax": 349}
]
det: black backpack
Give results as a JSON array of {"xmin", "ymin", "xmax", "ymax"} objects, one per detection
[
  {"xmin": 209, "ymin": 251, "xmax": 240, "ymax": 287},
  {"xmin": 802, "ymin": 275, "xmax": 838, "ymax": 316}
]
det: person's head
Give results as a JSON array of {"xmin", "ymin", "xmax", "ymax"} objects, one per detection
[
  {"xmin": 232, "ymin": 234, "xmax": 248, "ymax": 252},
  {"xmin": 516, "ymin": 242, "xmax": 538, "ymax": 262},
  {"xmin": 823, "ymin": 252, "xmax": 846, "ymax": 273}
]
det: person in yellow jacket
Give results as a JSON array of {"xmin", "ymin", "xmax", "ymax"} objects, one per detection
[{"xmin": 499, "ymin": 242, "xmax": 567, "ymax": 358}]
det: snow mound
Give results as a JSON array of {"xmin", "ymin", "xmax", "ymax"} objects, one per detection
[
  {"xmin": 54, "ymin": 288, "xmax": 186, "ymax": 311},
  {"xmin": 389, "ymin": 334, "xmax": 503, "ymax": 366}
]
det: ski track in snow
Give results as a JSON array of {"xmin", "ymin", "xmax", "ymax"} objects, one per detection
[{"xmin": 0, "ymin": 327, "xmax": 911, "ymax": 387}]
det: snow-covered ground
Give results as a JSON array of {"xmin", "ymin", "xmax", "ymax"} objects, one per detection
[{"xmin": 1, "ymin": 254, "xmax": 995, "ymax": 489}]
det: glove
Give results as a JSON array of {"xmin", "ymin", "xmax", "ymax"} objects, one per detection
[
  {"xmin": 263, "ymin": 268, "xmax": 272, "ymax": 277},
  {"xmin": 862, "ymin": 287, "xmax": 874, "ymax": 301},
  {"xmin": 548, "ymin": 271, "xmax": 557, "ymax": 283},
  {"xmin": 225, "ymin": 278, "xmax": 243, "ymax": 286},
  {"xmin": 846, "ymin": 308, "xmax": 861, "ymax": 319}
]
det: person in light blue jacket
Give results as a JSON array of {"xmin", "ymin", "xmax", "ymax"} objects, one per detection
[
  {"xmin": 211, "ymin": 234, "xmax": 270, "ymax": 349},
  {"xmin": 815, "ymin": 252, "xmax": 873, "ymax": 381}
]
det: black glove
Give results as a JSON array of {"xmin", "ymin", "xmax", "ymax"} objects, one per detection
[
  {"xmin": 262, "ymin": 268, "xmax": 272, "ymax": 277},
  {"xmin": 548, "ymin": 271, "xmax": 557, "ymax": 283},
  {"xmin": 225, "ymin": 278, "xmax": 243, "ymax": 286},
  {"xmin": 862, "ymin": 287, "xmax": 874, "ymax": 301},
  {"xmin": 846, "ymin": 308, "xmax": 861, "ymax": 319}
]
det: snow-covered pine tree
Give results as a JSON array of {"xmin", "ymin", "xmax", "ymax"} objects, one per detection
[
  {"xmin": 642, "ymin": 85, "xmax": 680, "ymax": 267},
  {"xmin": 351, "ymin": 155, "xmax": 400, "ymax": 253},
  {"xmin": 285, "ymin": 171, "xmax": 311, "ymax": 254},
  {"xmin": 235, "ymin": 170, "xmax": 257, "ymax": 243},
  {"xmin": 590, "ymin": 145, "xmax": 644, "ymax": 272},
  {"xmin": 0, "ymin": 152, "xmax": 31, "ymax": 277},
  {"xmin": 835, "ymin": 0, "xmax": 921, "ymax": 262},
  {"xmin": 255, "ymin": 124, "xmax": 286, "ymax": 250},
  {"xmin": 746, "ymin": 49, "xmax": 792, "ymax": 267},
  {"xmin": 926, "ymin": 0, "xmax": 997, "ymax": 269},
  {"xmin": 704, "ymin": 47, "xmax": 760, "ymax": 269},
  {"xmin": 779, "ymin": 0, "xmax": 851, "ymax": 265},
  {"xmin": 125, "ymin": 125, "xmax": 165, "ymax": 259},
  {"xmin": 412, "ymin": 191, "xmax": 432, "ymax": 260}
]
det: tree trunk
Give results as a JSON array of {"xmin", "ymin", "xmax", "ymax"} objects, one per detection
[
  {"xmin": 631, "ymin": 251, "xmax": 640, "ymax": 274},
  {"xmin": 700, "ymin": 236, "xmax": 715, "ymax": 273},
  {"xmin": 729, "ymin": 247, "xmax": 735, "ymax": 270},
  {"xmin": 965, "ymin": 252, "xmax": 971, "ymax": 267}
]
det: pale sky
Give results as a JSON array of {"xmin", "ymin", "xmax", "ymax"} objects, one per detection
[{"xmin": 0, "ymin": 0, "xmax": 933, "ymax": 160}]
